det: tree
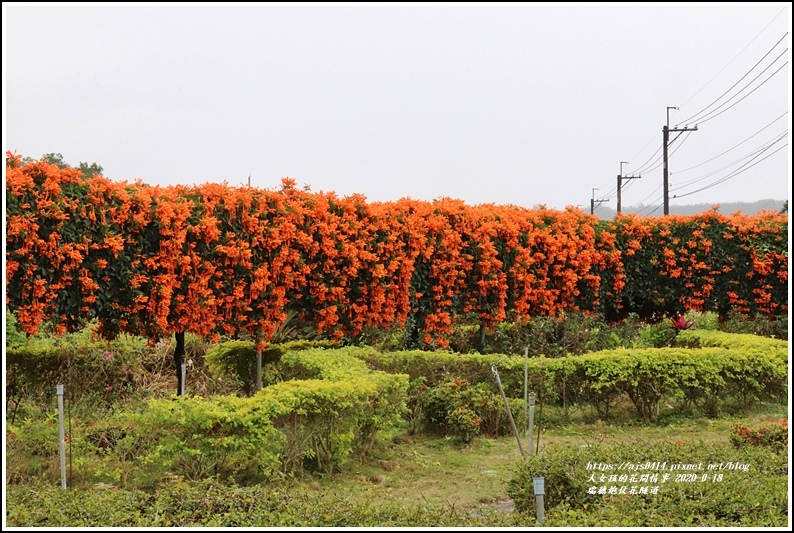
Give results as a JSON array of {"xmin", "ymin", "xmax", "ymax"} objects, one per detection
[
  {"xmin": 21, "ymin": 153, "xmax": 103, "ymax": 177},
  {"xmin": 780, "ymin": 200, "xmax": 788, "ymax": 214},
  {"xmin": 79, "ymin": 161, "xmax": 104, "ymax": 178},
  {"xmin": 41, "ymin": 152, "xmax": 70, "ymax": 169}
]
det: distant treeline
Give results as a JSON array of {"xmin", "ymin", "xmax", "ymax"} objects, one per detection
[{"xmin": 594, "ymin": 199, "xmax": 785, "ymax": 220}]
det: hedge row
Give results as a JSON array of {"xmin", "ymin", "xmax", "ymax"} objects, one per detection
[
  {"xmin": 7, "ymin": 153, "xmax": 787, "ymax": 350},
  {"xmin": 261, "ymin": 347, "xmax": 408, "ymax": 471},
  {"xmin": 7, "ymin": 348, "xmax": 409, "ymax": 487},
  {"xmin": 351, "ymin": 330, "xmax": 788, "ymax": 421}
]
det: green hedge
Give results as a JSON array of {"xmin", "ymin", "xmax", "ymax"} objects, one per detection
[
  {"xmin": 508, "ymin": 439, "xmax": 788, "ymax": 526},
  {"xmin": 204, "ymin": 339, "xmax": 338, "ymax": 395},
  {"xmin": 273, "ymin": 347, "xmax": 409, "ymax": 464},
  {"xmin": 8, "ymin": 345, "xmax": 409, "ymax": 487},
  {"xmin": 6, "ymin": 331, "xmax": 147, "ymax": 408},
  {"xmin": 348, "ymin": 331, "xmax": 787, "ymax": 422}
]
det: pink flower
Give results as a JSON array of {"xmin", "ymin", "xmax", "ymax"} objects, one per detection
[
  {"xmin": 105, "ymin": 386, "xmax": 113, "ymax": 391},
  {"xmin": 103, "ymin": 352, "xmax": 112, "ymax": 360},
  {"xmin": 670, "ymin": 316, "xmax": 694, "ymax": 332}
]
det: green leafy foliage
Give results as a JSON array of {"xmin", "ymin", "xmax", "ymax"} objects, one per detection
[
  {"xmin": 205, "ymin": 339, "xmax": 338, "ymax": 395},
  {"xmin": 3, "ymin": 318, "xmax": 789, "ymax": 527},
  {"xmin": 204, "ymin": 340, "xmax": 258, "ymax": 395},
  {"xmin": 730, "ymin": 419, "xmax": 788, "ymax": 453},
  {"xmin": 264, "ymin": 347, "xmax": 409, "ymax": 470},
  {"xmin": 5, "ymin": 309, "xmax": 27, "ymax": 349},
  {"xmin": 5, "ymin": 479, "xmax": 526, "ymax": 527},
  {"xmin": 5, "ymin": 323, "xmax": 147, "ymax": 410},
  {"xmin": 636, "ymin": 322, "xmax": 678, "ymax": 348},
  {"xmin": 349, "ymin": 330, "xmax": 787, "ymax": 422},
  {"xmin": 508, "ymin": 440, "xmax": 788, "ymax": 526},
  {"xmin": 720, "ymin": 311, "xmax": 788, "ymax": 340},
  {"xmin": 445, "ymin": 311, "xmax": 625, "ymax": 357},
  {"xmin": 74, "ymin": 395, "xmax": 284, "ymax": 486}
]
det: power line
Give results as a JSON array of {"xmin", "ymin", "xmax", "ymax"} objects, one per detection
[
  {"xmin": 693, "ymin": 60, "xmax": 788, "ymax": 126},
  {"xmin": 627, "ymin": 132, "xmax": 661, "ymax": 171},
  {"xmin": 634, "ymin": 130, "xmax": 691, "ymax": 179},
  {"xmin": 677, "ymin": 32, "xmax": 789, "ymax": 125},
  {"xmin": 631, "ymin": 130, "xmax": 689, "ymax": 176},
  {"xmin": 669, "ymin": 131, "xmax": 693, "ymax": 157},
  {"xmin": 633, "ymin": 134, "xmax": 787, "ymax": 213},
  {"xmin": 634, "ymin": 184, "xmax": 663, "ymax": 212},
  {"xmin": 671, "ymin": 138, "xmax": 788, "ymax": 199},
  {"xmin": 615, "ymin": 12, "xmax": 788, "ymax": 211},
  {"xmin": 673, "ymin": 112, "xmax": 788, "ymax": 174},
  {"xmin": 631, "ymin": 144, "xmax": 664, "ymax": 176},
  {"xmin": 679, "ymin": 7, "xmax": 788, "ymax": 109},
  {"xmin": 671, "ymin": 131, "xmax": 788, "ymax": 190},
  {"xmin": 644, "ymin": 203, "xmax": 664, "ymax": 216}
]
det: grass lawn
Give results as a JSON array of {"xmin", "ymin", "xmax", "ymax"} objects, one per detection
[{"xmin": 287, "ymin": 400, "xmax": 788, "ymax": 512}]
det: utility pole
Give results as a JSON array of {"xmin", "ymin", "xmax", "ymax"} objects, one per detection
[
  {"xmin": 617, "ymin": 161, "xmax": 641, "ymax": 214},
  {"xmin": 590, "ymin": 187, "xmax": 609, "ymax": 215},
  {"xmin": 663, "ymin": 107, "xmax": 698, "ymax": 215}
]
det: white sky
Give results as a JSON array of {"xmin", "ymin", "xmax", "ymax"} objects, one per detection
[{"xmin": 3, "ymin": 2, "xmax": 791, "ymax": 212}]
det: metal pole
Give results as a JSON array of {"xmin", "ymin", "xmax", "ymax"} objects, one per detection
[
  {"xmin": 256, "ymin": 346, "xmax": 263, "ymax": 392},
  {"xmin": 533, "ymin": 476, "xmax": 545, "ymax": 523},
  {"xmin": 57, "ymin": 384, "xmax": 67, "ymax": 489},
  {"xmin": 524, "ymin": 346, "xmax": 529, "ymax": 418},
  {"xmin": 180, "ymin": 364, "xmax": 186, "ymax": 396},
  {"xmin": 492, "ymin": 366, "xmax": 525, "ymax": 458},
  {"xmin": 617, "ymin": 161, "xmax": 628, "ymax": 214},
  {"xmin": 528, "ymin": 392, "xmax": 536, "ymax": 459},
  {"xmin": 663, "ymin": 106, "xmax": 677, "ymax": 216}
]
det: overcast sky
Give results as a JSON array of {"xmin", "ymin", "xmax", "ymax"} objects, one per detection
[{"xmin": 3, "ymin": 3, "xmax": 791, "ymax": 212}]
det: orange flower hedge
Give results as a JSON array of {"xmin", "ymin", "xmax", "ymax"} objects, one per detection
[
  {"xmin": 601, "ymin": 211, "xmax": 788, "ymax": 321},
  {"xmin": 5, "ymin": 152, "xmax": 788, "ymax": 348}
]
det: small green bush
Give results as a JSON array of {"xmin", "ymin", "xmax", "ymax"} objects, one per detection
[
  {"xmin": 205, "ymin": 340, "xmax": 259, "ymax": 395},
  {"xmin": 721, "ymin": 310, "xmax": 788, "ymax": 340},
  {"xmin": 6, "ymin": 324, "xmax": 147, "ymax": 412},
  {"xmin": 77, "ymin": 395, "xmax": 284, "ymax": 487},
  {"xmin": 685, "ymin": 310, "xmax": 719, "ymax": 330},
  {"xmin": 730, "ymin": 418, "xmax": 788, "ymax": 453},
  {"xmin": 205, "ymin": 339, "xmax": 337, "ymax": 395},
  {"xmin": 636, "ymin": 322, "xmax": 677, "ymax": 348},
  {"xmin": 262, "ymin": 347, "xmax": 409, "ymax": 470},
  {"xmin": 5, "ymin": 309, "xmax": 27, "ymax": 349},
  {"xmin": 508, "ymin": 439, "xmax": 788, "ymax": 527}
]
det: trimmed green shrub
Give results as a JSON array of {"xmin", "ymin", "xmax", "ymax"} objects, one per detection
[
  {"xmin": 351, "ymin": 331, "xmax": 787, "ymax": 421},
  {"xmin": 77, "ymin": 395, "xmax": 283, "ymax": 486},
  {"xmin": 264, "ymin": 347, "xmax": 409, "ymax": 468},
  {"xmin": 205, "ymin": 339, "xmax": 337, "ymax": 395},
  {"xmin": 508, "ymin": 439, "xmax": 788, "ymax": 527},
  {"xmin": 6, "ymin": 326, "xmax": 147, "ymax": 410}
]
